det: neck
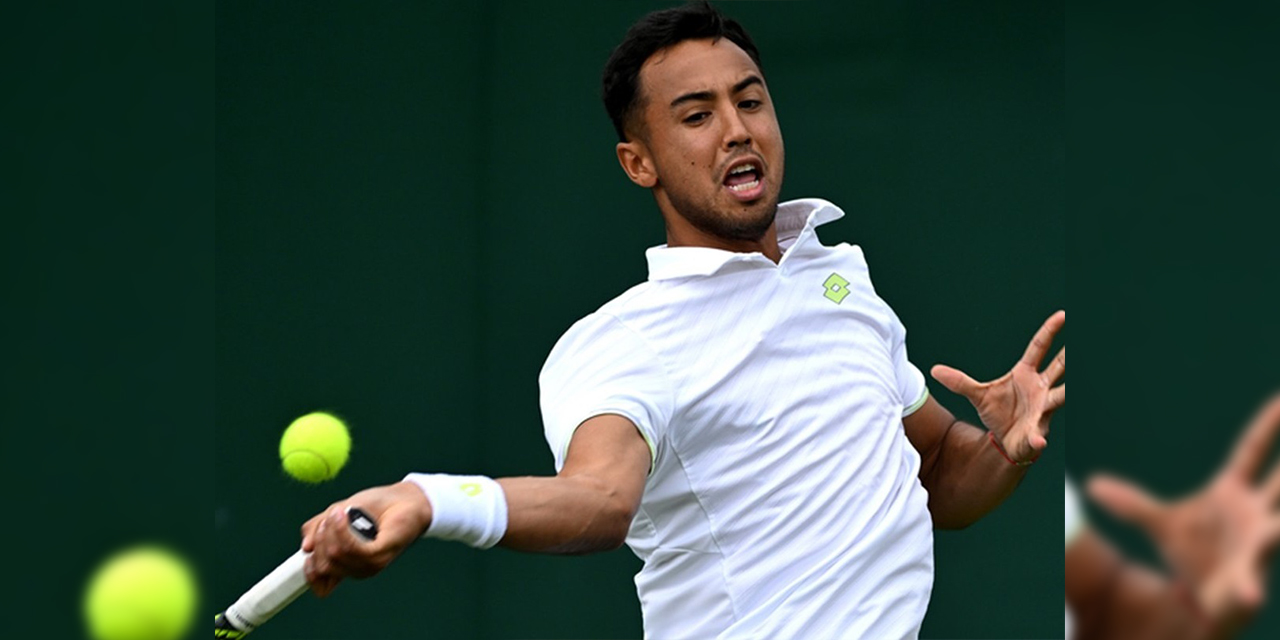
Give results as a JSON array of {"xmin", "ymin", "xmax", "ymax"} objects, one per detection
[{"xmin": 665, "ymin": 222, "xmax": 782, "ymax": 264}]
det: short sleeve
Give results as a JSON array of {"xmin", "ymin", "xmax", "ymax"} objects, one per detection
[
  {"xmin": 538, "ymin": 312, "xmax": 673, "ymax": 473},
  {"xmin": 890, "ymin": 315, "xmax": 929, "ymax": 416},
  {"xmin": 1065, "ymin": 476, "xmax": 1086, "ymax": 546}
]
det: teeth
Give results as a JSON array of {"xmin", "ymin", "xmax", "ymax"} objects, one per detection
[
  {"xmin": 729, "ymin": 164, "xmax": 756, "ymax": 175},
  {"xmin": 728, "ymin": 179, "xmax": 760, "ymax": 192}
]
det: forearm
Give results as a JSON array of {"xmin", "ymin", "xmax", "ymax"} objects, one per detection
[
  {"xmin": 1076, "ymin": 562, "xmax": 1210, "ymax": 640},
  {"xmin": 919, "ymin": 419, "xmax": 1029, "ymax": 529},
  {"xmin": 494, "ymin": 475, "xmax": 636, "ymax": 555},
  {"xmin": 407, "ymin": 417, "xmax": 648, "ymax": 556}
]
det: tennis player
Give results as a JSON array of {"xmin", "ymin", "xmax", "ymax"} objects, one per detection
[
  {"xmin": 301, "ymin": 3, "xmax": 1065, "ymax": 638},
  {"xmin": 1066, "ymin": 394, "xmax": 1280, "ymax": 640}
]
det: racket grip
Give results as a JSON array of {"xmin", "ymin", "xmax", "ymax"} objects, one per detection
[
  {"xmin": 218, "ymin": 550, "xmax": 307, "ymax": 634},
  {"xmin": 214, "ymin": 507, "xmax": 379, "ymax": 638}
]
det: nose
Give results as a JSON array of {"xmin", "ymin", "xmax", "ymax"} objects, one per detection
[{"xmin": 722, "ymin": 108, "xmax": 751, "ymax": 150}]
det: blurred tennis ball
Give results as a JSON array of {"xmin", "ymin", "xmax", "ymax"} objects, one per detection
[
  {"xmin": 82, "ymin": 545, "xmax": 198, "ymax": 640},
  {"xmin": 279, "ymin": 411, "xmax": 351, "ymax": 483}
]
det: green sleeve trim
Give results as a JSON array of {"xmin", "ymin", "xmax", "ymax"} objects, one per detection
[
  {"xmin": 903, "ymin": 388, "xmax": 930, "ymax": 416},
  {"xmin": 639, "ymin": 429, "xmax": 657, "ymax": 475}
]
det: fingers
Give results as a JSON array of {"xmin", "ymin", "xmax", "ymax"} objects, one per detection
[
  {"xmin": 1019, "ymin": 310, "xmax": 1065, "ymax": 369},
  {"xmin": 301, "ymin": 499, "xmax": 347, "ymax": 552},
  {"xmin": 312, "ymin": 503, "xmax": 403, "ymax": 582},
  {"xmin": 305, "ymin": 507, "xmax": 363, "ymax": 587},
  {"xmin": 304, "ymin": 565, "xmax": 342, "ymax": 599},
  {"xmin": 304, "ymin": 515, "xmax": 344, "ymax": 597},
  {"xmin": 300, "ymin": 483, "xmax": 424, "ymax": 590},
  {"xmin": 930, "ymin": 364, "xmax": 982, "ymax": 398},
  {"xmin": 1225, "ymin": 393, "xmax": 1280, "ymax": 481},
  {"xmin": 1042, "ymin": 346, "xmax": 1066, "ymax": 385},
  {"xmin": 1262, "ymin": 460, "xmax": 1280, "ymax": 504},
  {"xmin": 315, "ymin": 508, "xmax": 365, "ymax": 569},
  {"xmin": 1268, "ymin": 516, "xmax": 1280, "ymax": 547},
  {"xmin": 1047, "ymin": 384, "xmax": 1066, "ymax": 411},
  {"xmin": 1237, "ymin": 568, "xmax": 1265, "ymax": 611},
  {"xmin": 1087, "ymin": 473, "xmax": 1167, "ymax": 532},
  {"xmin": 300, "ymin": 512, "xmax": 326, "ymax": 552},
  {"xmin": 314, "ymin": 576, "xmax": 341, "ymax": 598},
  {"xmin": 1027, "ymin": 431, "xmax": 1048, "ymax": 451},
  {"xmin": 1005, "ymin": 427, "xmax": 1048, "ymax": 463}
]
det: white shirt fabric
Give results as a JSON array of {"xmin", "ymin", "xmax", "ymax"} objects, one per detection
[
  {"xmin": 1065, "ymin": 477, "xmax": 1085, "ymax": 639},
  {"xmin": 540, "ymin": 198, "xmax": 933, "ymax": 640}
]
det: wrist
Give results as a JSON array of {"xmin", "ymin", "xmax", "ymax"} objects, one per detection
[
  {"xmin": 402, "ymin": 473, "xmax": 508, "ymax": 549},
  {"xmin": 1170, "ymin": 579, "xmax": 1216, "ymax": 636},
  {"xmin": 393, "ymin": 480, "xmax": 435, "ymax": 536}
]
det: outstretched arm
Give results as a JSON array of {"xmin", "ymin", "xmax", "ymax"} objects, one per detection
[
  {"xmin": 300, "ymin": 414, "xmax": 650, "ymax": 597},
  {"xmin": 498, "ymin": 414, "xmax": 651, "ymax": 554},
  {"xmin": 905, "ymin": 398, "xmax": 1029, "ymax": 529},
  {"xmin": 1071, "ymin": 393, "xmax": 1280, "ymax": 639},
  {"xmin": 905, "ymin": 310, "xmax": 1066, "ymax": 528}
]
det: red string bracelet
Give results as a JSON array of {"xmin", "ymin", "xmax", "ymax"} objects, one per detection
[
  {"xmin": 988, "ymin": 431, "xmax": 1038, "ymax": 466},
  {"xmin": 1171, "ymin": 580, "xmax": 1210, "ymax": 628}
]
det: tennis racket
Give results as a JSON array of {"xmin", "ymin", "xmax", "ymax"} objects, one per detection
[{"xmin": 214, "ymin": 506, "xmax": 378, "ymax": 638}]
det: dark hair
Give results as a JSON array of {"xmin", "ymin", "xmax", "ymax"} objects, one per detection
[{"xmin": 602, "ymin": 1, "xmax": 763, "ymax": 142}]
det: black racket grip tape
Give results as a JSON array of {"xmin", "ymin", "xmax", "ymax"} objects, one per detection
[{"xmin": 345, "ymin": 506, "xmax": 378, "ymax": 540}]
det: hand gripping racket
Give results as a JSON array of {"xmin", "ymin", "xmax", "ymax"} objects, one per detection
[{"xmin": 214, "ymin": 506, "xmax": 378, "ymax": 638}]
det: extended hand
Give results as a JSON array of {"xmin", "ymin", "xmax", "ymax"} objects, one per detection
[
  {"xmin": 1088, "ymin": 394, "xmax": 1280, "ymax": 637},
  {"xmin": 930, "ymin": 310, "xmax": 1066, "ymax": 464},
  {"xmin": 300, "ymin": 481, "xmax": 433, "ymax": 597}
]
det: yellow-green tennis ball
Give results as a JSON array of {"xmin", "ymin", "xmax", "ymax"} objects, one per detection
[
  {"xmin": 82, "ymin": 546, "xmax": 198, "ymax": 640},
  {"xmin": 279, "ymin": 411, "xmax": 351, "ymax": 483}
]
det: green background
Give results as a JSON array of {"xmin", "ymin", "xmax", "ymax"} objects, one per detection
[
  {"xmin": 216, "ymin": 2, "xmax": 1063, "ymax": 638},
  {"xmin": 1068, "ymin": 5, "xmax": 1280, "ymax": 638},
  {"xmin": 8, "ymin": 2, "xmax": 213, "ymax": 640}
]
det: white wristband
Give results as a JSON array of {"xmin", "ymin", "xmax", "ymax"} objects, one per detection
[{"xmin": 403, "ymin": 473, "xmax": 508, "ymax": 549}]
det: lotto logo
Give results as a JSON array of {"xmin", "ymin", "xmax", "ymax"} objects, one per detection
[{"xmin": 823, "ymin": 273, "xmax": 850, "ymax": 304}]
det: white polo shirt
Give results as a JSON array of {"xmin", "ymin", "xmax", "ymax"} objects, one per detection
[{"xmin": 540, "ymin": 198, "xmax": 933, "ymax": 640}]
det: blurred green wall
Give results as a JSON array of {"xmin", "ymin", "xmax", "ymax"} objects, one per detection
[
  {"xmin": 1068, "ymin": 6, "xmax": 1280, "ymax": 638},
  {"xmin": 216, "ymin": 2, "xmax": 1064, "ymax": 638}
]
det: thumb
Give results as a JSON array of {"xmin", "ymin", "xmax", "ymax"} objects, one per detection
[
  {"xmin": 1087, "ymin": 473, "xmax": 1167, "ymax": 532},
  {"xmin": 930, "ymin": 364, "xmax": 981, "ymax": 398},
  {"xmin": 1236, "ymin": 571, "xmax": 1264, "ymax": 612},
  {"xmin": 372, "ymin": 504, "xmax": 430, "ymax": 551}
]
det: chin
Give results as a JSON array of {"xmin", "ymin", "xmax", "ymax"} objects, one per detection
[
  {"xmin": 717, "ymin": 200, "xmax": 778, "ymax": 240},
  {"xmin": 666, "ymin": 183, "xmax": 781, "ymax": 242}
]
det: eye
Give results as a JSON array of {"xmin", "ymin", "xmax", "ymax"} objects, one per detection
[
  {"xmin": 739, "ymin": 99, "xmax": 762, "ymax": 110},
  {"xmin": 683, "ymin": 112, "xmax": 709, "ymax": 124}
]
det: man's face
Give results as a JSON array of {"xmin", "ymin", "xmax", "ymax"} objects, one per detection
[{"xmin": 627, "ymin": 38, "xmax": 785, "ymax": 242}]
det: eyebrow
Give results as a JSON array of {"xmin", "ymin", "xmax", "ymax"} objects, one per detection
[{"xmin": 669, "ymin": 75, "xmax": 764, "ymax": 110}]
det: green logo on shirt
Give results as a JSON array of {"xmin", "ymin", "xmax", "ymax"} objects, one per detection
[{"xmin": 823, "ymin": 273, "xmax": 850, "ymax": 304}]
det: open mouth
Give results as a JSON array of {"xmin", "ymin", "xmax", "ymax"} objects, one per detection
[{"xmin": 722, "ymin": 160, "xmax": 764, "ymax": 201}]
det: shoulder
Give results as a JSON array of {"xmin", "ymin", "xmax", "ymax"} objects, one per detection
[
  {"xmin": 540, "ymin": 306, "xmax": 655, "ymax": 382},
  {"xmin": 596, "ymin": 280, "xmax": 660, "ymax": 318}
]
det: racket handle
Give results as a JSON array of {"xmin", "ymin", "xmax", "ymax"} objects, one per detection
[{"xmin": 214, "ymin": 507, "xmax": 378, "ymax": 638}]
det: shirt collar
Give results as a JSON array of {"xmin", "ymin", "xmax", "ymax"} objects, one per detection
[{"xmin": 645, "ymin": 198, "xmax": 845, "ymax": 281}]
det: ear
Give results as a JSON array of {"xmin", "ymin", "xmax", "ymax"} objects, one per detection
[{"xmin": 616, "ymin": 139, "xmax": 658, "ymax": 188}]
